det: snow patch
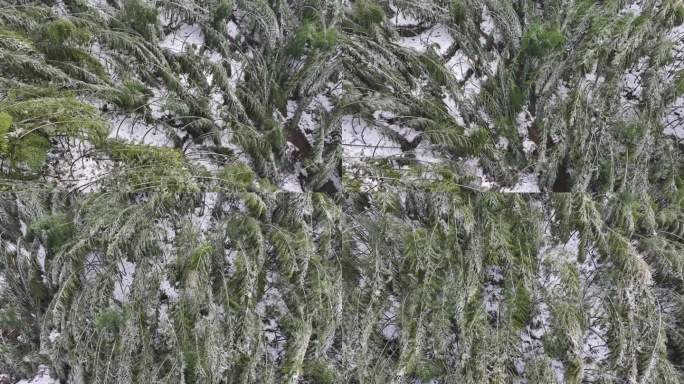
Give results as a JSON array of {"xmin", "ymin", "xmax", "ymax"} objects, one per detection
[
  {"xmin": 191, "ymin": 193, "xmax": 219, "ymax": 234},
  {"xmin": 388, "ymin": 3, "xmax": 420, "ymax": 26},
  {"xmin": 229, "ymin": 59, "xmax": 246, "ymax": 91},
  {"xmin": 109, "ymin": 115, "xmax": 173, "ymax": 147},
  {"xmin": 516, "ymin": 107, "xmax": 537, "ymax": 154},
  {"xmin": 414, "ymin": 140, "xmax": 442, "ymax": 164},
  {"xmin": 442, "ymin": 93, "xmax": 466, "ymax": 126},
  {"xmin": 16, "ymin": 365, "xmax": 58, "ymax": 384},
  {"xmin": 36, "ymin": 244, "xmax": 46, "ymax": 273},
  {"xmin": 394, "ymin": 25, "xmax": 454, "ymax": 56},
  {"xmin": 255, "ymin": 272, "xmax": 289, "ymax": 317},
  {"xmin": 446, "ymin": 51, "xmax": 473, "ymax": 83},
  {"xmin": 48, "ymin": 329, "xmax": 60, "ymax": 343},
  {"xmin": 463, "ymin": 158, "xmax": 497, "ymax": 190},
  {"xmin": 280, "ymin": 172, "xmax": 303, "ymax": 192},
  {"xmin": 502, "ymin": 173, "xmax": 540, "ymax": 193},
  {"xmin": 46, "ymin": 138, "xmax": 112, "ymax": 192},
  {"xmin": 226, "ymin": 21, "xmax": 240, "ymax": 39},
  {"xmin": 160, "ymin": 278, "xmax": 179, "ymax": 302},
  {"xmin": 342, "ymin": 115, "xmax": 402, "ymax": 159},
  {"xmin": 113, "ymin": 260, "xmax": 136, "ymax": 303},
  {"xmin": 550, "ymin": 359, "xmax": 565, "ymax": 383},
  {"xmin": 160, "ymin": 23, "xmax": 205, "ymax": 53},
  {"xmin": 621, "ymin": 0, "xmax": 643, "ymax": 16},
  {"xmin": 381, "ymin": 295, "xmax": 401, "ymax": 340},
  {"xmin": 664, "ymin": 96, "xmax": 684, "ymax": 139},
  {"xmin": 480, "ymin": 7, "xmax": 495, "ymax": 35}
]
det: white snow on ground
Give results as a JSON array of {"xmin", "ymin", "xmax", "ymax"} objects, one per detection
[
  {"xmin": 205, "ymin": 50, "xmax": 223, "ymax": 66},
  {"xmin": 52, "ymin": 0, "xmax": 67, "ymax": 16},
  {"xmin": 255, "ymin": 273, "xmax": 289, "ymax": 317},
  {"xmin": 394, "ymin": 24, "xmax": 454, "ymax": 55},
  {"xmin": 226, "ymin": 20, "xmax": 239, "ymax": 39},
  {"xmin": 522, "ymin": 139, "xmax": 536, "ymax": 154},
  {"xmin": 160, "ymin": 23, "xmax": 205, "ymax": 53},
  {"xmin": 229, "ymin": 58, "xmax": 246, "ymax": 91},
  {"xmin": 463, "ymin": 158, "xmax": 496, "ymax": 190},
  {"xmin": 583, "ymin": 66, "xmax": 606, "ymax": 103},
  {"xmin": 209, "ymin": 91, "xmax": 225, "ymax": 124},
  {"xmin": 463, "ymin": 73, "xmax": 484, "ymax": 99},
  {"xmin": 381, "ymin": 295, "xmax": 401, "ymax": 340},
  {"xmin": 149, "ymin": 87, "xmax": 171, "ymax": 120},
  {"xmin": 285, "ymin": 100, "xmax": 297, "ymax": 118},
  {"xmin": 664, "ymin": 96, "xmax": 684, "ymax": 139},
  {"xmin": 663, "ymin": 24, "xmax": 684, "ymax": 139},
  {"xmin": 85, "ymin": 0, "xmax": 107, "ymax": 8},
  {"xmin": 16, "ymin": 365, "xmax": 58, "ymax": 384},
  {"xmin": 374, "ymin": 111, "xmax": 421, "ymax": 144},
  {"xmin": 286, "ymin": 100, "xmax": 317, "ymax": 144},
  {"xmin": 46, "ymin": 138, "xmax": 113, "ymax": 192},
  {"xmin": 446, "ymin": 51, "xmax": 473, "ymax": 83},
  {"xmin": 109, "ymin": 115, "xmax": 173, "ymax": 147},
  {"xmin": 619, "ymin": 57, "xmax": 648, "ymax": 118},
  {"xmin": 550, "ymin": 359, "xmax": 566, "ymax": 384},
  {"xmin": 156, "ymin": 220, "xmax": 177, "ymax": 265},
  {"xmin": 621, "ymin": 0, "xmax": 643, "ymax": 15},
  {"xmin": 579, "ymin": 249, "xmax": 611, "ymax": 379},
  {"xmin": 192, "ymin": 193, "xmax": 218, "ymax": 234},
  {"xmin": 257, "ymin": 271, "xmax": 289, "ymax": 360},
  {"xmin": 623, "ymin": 71, "xmax": 642, "ymax": 99},
  {"xmin": 113, "ymin": 260, "xmax": 136, "ymax": 303},
  {"xmin": 496, "ymin": 136, "xmax": 509, "ymax": 150},
  {"xmin": 388, "ymin": 2, "xmax": 420, "ymax": 26},
  {"xmin": 516, "ymin": 107, "xmax": 537, "ymax": 154},
  {"xmin": 502, "ymin": 173, "xmax": 540, "ymax": 193},
  {"xmin": 342, "ymin": 115, "xmax": 402, "ymax": 159},
  {"xmin": 284, "ymin": 91, "xmax": 334, "ymax": 154},
  {"xmin": 520, "ymin": 299, "xmax": 551, "ymax": 363},
  {"xmin": 314, "ymin": 93, "xmax": 334, "ymax": 112},
  {"xmin": 414, "ymin": 141, "xmax": 442, "ymax": 164},
  {"xmin": 184, "ymin": 143, "xmax": 220, "ymax": 173},
  {"xmin": 157, "ymin": 303, "xmax": 172, "ymax": 337},
  {"xmin": 280, "ymin": 172, "xmax": 303, "ymax": 192},
  {"xmin": 442, "ymin": 93, "xmax": 467, "ymax": 126},
  {"xmin": 2, "ymin": 238, "xmax": 21, "ymax": 258},
  {"xmin": 224, "ymin": 248, "xmax": 237, "ymax": 277},
  {"xmin": 36, "ymin": 245, "xmax": 46, "ymax": 273},
  {"xmin": 48, "ymin": 329, "xmax": 60, "ymax": 343},
  {"xmin": 480, "ymin": 6, "xmax": 495, "ymax": 36},
  {"xmin": 159, "ymin": 278, "xmax": 179, "ymax": 302},
  {"xmin": 89, "ymin": 42, "xmax": 117, "ymax": 80}
]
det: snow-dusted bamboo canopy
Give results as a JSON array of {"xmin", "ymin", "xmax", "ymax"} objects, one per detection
[{"xmin": 0, "ymin": 0, "xmax": 683, "ymax": 383}]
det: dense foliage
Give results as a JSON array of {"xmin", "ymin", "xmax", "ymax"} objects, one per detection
[
  {"xmin": 0, "ymin": 0, "xmax": 683, "ymax": 383},
  {"xmin": 0, "ymin": 191, "xmax": 683, "ymax": 383}
]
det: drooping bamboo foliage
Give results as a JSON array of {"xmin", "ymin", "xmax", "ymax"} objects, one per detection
[
  {"xmin": 0, "ymin": 0, "xmax": 681, "ymax": 194},
  {"xmin": 0, "ymin": 0, "xmax": 345, "ymax": 192},
  {"xmin": 340, "ymin": 0, "xmax": 684, "ymax": 193},
  {"xmin": 1, "ymin": 191, "xmax": 682, "ymax": 383},
  {"xmin": 0, "ymin": 0, "xmax": 683, "ymax": 383}
]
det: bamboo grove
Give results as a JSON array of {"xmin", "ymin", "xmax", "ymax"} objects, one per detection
[
  {"xmin": 1, "ymin": 191, "xmax": 683, "ymax": 383},
  {"xmin": 0, "ymin": 0, "xmax": 683, "ymax": 383}
]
